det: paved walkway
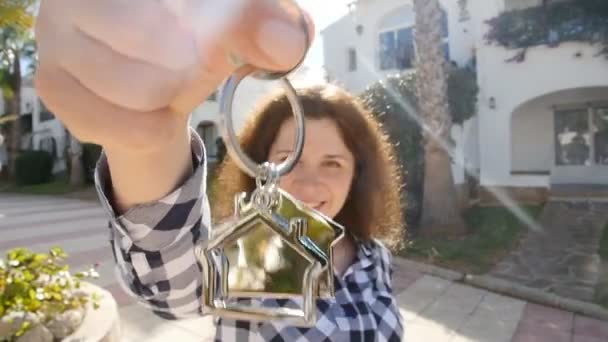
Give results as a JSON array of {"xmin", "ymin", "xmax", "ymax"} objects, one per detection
[
  {"xmin": 491, "ymin": 200, "xmax": 608, "ymax": 302},
  {"xmin": 1, "ymin": 194, "xmax": 607, "ymax": 341}
]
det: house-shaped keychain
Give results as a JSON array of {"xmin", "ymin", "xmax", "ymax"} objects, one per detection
[{"xmin": 196, "ymin": 189, "xmax": 345, "ymax": 327}]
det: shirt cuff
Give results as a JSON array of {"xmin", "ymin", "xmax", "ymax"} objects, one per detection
[{"xmin": 94, "ymin": 129, "xmax": 208, "ymax": 249}]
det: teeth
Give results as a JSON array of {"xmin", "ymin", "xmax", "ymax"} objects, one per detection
[{"xmin": 304, "ymin": 202, "xmax": 322, "ymax": 209}]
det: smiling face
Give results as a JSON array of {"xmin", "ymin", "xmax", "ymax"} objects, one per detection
[
  {"xmin": 268, "ymin": 117, "xmax": 355, "ymax": 219},
  {"xmin": 213, "ymin": 85, "xmax": 404, "ymax": 250}
]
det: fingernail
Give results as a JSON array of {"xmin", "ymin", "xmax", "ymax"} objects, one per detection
[{"xmin": 256, "ymin": 19, "xmax": 307, "ymax": 69}]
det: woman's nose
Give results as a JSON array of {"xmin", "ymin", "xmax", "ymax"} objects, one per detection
[{"xmin": 287, "ymin": 167, "xmax": 322, "ymax": 201}]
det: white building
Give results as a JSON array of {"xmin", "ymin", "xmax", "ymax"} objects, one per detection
[
  {"xmin": 191, "ymin": 65, "xmax": 323, "ymax": 164},
  {"xmin": 1, "ymin": 66, "xmax": 315, "ymax": 173},
  {"xmin": 0, "ymin": 83, "xmax": 67, "ymax": 173},
  {"xmin": 322, "ymin": 0, "xmax": 608, "ymax": 202}
]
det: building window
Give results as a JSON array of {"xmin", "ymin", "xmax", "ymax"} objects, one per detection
[
  {"xmin": 554, "ymin": 105, "xmax": 608, "ymax": 166},
  {"xmin": 379, "ymin": 8, "xmax": 449, "ymax": 71},
  {"xmin": 39, "ymin": 136, "xmax": 57, "ymax": 159},
  {"xmin": 396, "ymin": 27, "xmax": 415, "ymax": 69},
  {"xmin": 555, "ymin": 108, "xmax": 591, "ymax": 166},
  {"xmin": 39, "ymin": 100, "xmax": 54, "ymax": 122},
  {"xmin": 594, "ymin": 107, "xmax": 608, "ymax": 165},
  {"xmin": 379, "ymin": 31, "xmax": 396, "ymax": 70},
  {"xmin": 347, "ymin": 48, "xmax": 357, "ymax": 72},
  {"xmin": 196, "ymin": 122, "xmax": 218, "ymax": 158}
]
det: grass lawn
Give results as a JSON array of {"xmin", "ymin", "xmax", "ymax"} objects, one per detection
[
  {"xmin": 0, "ymin": 178, "xmax": 94, "ymax": 197},
  {"xmin": 400, "ymin": 204, "xmax": 544, "ymax": 275}
]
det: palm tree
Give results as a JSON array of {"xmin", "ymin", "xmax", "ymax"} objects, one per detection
[
  {"xmin": 0, "ymin": 0, "xmax": 35, "ymax": 179},
  {"xmin": 0, "ymin": 1, "xmax": 34, "ymax": 28},
  {"xmin": 413, "ymin": 0, "xmax": 466, "ymax": 235}
]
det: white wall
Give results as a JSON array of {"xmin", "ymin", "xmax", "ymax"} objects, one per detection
[
  {"xmin": 322, "ymin": 0, "xmax": 421, "ymax": 94},
  {"xmin": 321, "ymin": 11, "xmax": 366, "ymax": 93},
  {"xmin": 440, "ymin": 0, "xmax": 475, "ymax": 67},
  {"xmin": 451, "ymin": 116, "xmax": 480, "ymax": 184},
  {"xmin": 322, "ymin": 0, "xmax": 475, "ymax": 94},
  {"xmin": 476, "ymin": 42, "xmax": 608, "ymax": 187},
  {"xmin": 511, "ymin": 103, "xmax": 553, "ymax": 172}
]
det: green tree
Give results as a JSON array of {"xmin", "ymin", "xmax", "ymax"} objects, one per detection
[
  {"xmin": 361, "ymin": 73, "xmax": 423, "ymax": 228},
  {"xmin": 0, "ymin": 0, "xmax": 35, "ymax": 179},
  {"xmin": 361, "ymin": 68, "xmax": 478, "ymax": 230},
  {"xmin": 0, "ymin": 0, "xmax": 34, "ymax": 30}
]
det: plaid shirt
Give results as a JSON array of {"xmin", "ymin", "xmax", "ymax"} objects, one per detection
[{"xmin": 95, "ymin": 132, "xmax": 404, "ymax": 341}]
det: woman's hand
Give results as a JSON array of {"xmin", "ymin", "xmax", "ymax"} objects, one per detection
[{"xmin": 34, "ymin": 0, "xmax": 314, "ymax": 210}]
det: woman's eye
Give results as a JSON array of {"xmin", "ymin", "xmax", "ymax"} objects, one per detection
[
  {"xmin": 273, "ymin": 155, "xmax": 288, "ymax": 163},
  {"xmin": 323, "ymin": 160, "xmax": 342, "ymax": 168}
]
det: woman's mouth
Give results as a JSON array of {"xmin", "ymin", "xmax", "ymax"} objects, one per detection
[{"xmin": 304, "ymin": 202, "xmax": 325, "ymax": 211}]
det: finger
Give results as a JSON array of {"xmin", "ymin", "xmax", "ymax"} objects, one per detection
[
  {"xmin": 225, "ymin": 0, "xmax": 313, "ymax": 72},
  {"xmin": 35, "ymin": 0, "xmax": 72, "ymax": 65},
  {"xmin": 69, "ymin": 0, "xmax": 197, "ymax": 71},
  {"xmin": 35, "ymin": 64, "xmax": 185, "ymax": 151},
  {"xmin": 172, "ymin": 0, "xmax": 313, "ymax": 72},
  {"xmin": 169, "ymin": 0, "xmax": 315, "ymax": 114},
  {"xmin": 37, "ymin": 0, "xmax": 203, "ymax": 114},
  {"xmin": 54, "ymin": 26, "xmax": 185, "ymax": 112}
]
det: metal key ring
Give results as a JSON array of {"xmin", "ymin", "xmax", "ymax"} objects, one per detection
[{"xmin": 219, "ymin": 65, "xmax": 305, "ymax": 180}]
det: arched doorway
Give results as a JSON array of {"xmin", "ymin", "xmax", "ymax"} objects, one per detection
[{"xmin": 511, "ymin": 87, "xmax": 608, "ymax": 185}]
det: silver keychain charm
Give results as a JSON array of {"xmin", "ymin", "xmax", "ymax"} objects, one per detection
[
  {"xmin": 195, "ymin": 5, "xmax": 345, "ymax": 325},
  {"xmin": 195, "ymin": 65, "xmax": 344, "ymax": 327}
]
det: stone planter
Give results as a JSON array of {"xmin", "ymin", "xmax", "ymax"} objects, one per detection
[{"xmin": 61, "ymin": 283, "xmax": 120, "ymax": 342}]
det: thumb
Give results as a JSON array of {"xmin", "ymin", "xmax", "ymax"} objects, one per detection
[
  {"xmin": 227, "ymin": 0, "xmax": 314, "ymax": 72},
  {"xmin": 167, "ymin": 0, "xmax": 314, "ymax": 115},
  {"xmin": 178, "ymin": 0, "xmax": 314, "ymax": 72}
]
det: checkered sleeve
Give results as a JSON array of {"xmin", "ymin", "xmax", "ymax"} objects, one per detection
[
  {"xmin": 342, "ymin": 241, "xmax": 404, "ymax": 342},
  {"xmin": 94, "ymin": 130, "xmax": 209, "ymax": 320},
  {"xmin": 255, "ymin": 241, "xmax": 405, "ymax": 341},
  {"xmin": 370, "ymin": 243, "xmax": 405, "ymax": 342}
]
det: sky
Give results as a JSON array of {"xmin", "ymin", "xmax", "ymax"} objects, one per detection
[{"xmin": 296, "ymin": 0, "xmax": 352, "ymax": 73}]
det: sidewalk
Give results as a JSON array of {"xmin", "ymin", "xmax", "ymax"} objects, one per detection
[
  {"xmin": 115, "ymin": 261, "xmax": 608, "ymax": 341},
  {"xmin": 393, "ymin": 266, "xmax": 608, "ymax": 342},
  {"xmin": 1, "ymin": 194, "xmax": 607, "ymax": 341}
]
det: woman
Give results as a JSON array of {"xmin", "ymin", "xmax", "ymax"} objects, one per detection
[
  {"xmin": 35, "ymin": 1, "xmax": 404, "ymax": 340},
  {"xmin": 94, "ymin": 84, "xmax": 405, "ymax": 341}
]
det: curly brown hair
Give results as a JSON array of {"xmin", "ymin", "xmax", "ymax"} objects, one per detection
[{"xmin": 211, "ymin": 84, "xmax": 405, "ymax": 250}]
